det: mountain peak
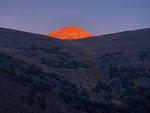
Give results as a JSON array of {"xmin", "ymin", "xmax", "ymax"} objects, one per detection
[
  {"xmin": 64, "ymin": 26, "xmax": 79, "ymax": 28},
  {"xmin": 45, "ymin": 26, "xmax": 94, "ymax": 39}
]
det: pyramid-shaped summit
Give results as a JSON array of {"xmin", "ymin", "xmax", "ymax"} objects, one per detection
[{"xmin": 45, "ymin": 26, "xmax": 94, "ymax": 39}]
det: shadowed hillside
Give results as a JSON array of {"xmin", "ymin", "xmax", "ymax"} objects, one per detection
[
  {"xmin": 0, "ymin": 27, "xmax": 150, "ymax": 113},
  {"xmin": 77, "ymin": 28, "xmax": 150, "ymax": 51}
]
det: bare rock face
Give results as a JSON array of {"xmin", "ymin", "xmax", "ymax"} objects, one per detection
[{"xmin": 45, "ymin": 26, "xmax": 94, "ymax": 39}]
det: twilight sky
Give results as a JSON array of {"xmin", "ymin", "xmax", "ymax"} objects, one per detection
[{"xmin": 0, "ymin": 0, "xmax": 150, "ymax": 35}]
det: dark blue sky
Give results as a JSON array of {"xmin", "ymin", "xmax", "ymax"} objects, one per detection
[{"xmin": 0, "ymin": 0, "xmax": 150, "ymax": 35}]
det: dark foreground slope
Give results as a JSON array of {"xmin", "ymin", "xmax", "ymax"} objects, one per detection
[
  {"xmin": 0, "ymin": 27, "xmax": 150, "ymax": 113},
  {"xmin": 77, "ymin": 28, "xmax": 150, "ymax": 113},
  {"xmin": 0, "ymin": 27, "xmax": 111, "ymax": 113},
  {"xmin": 0, "ymin": 27, "xmax": 94, "ymax": 113}
]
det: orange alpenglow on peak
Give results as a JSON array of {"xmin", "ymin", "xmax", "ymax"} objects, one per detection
[{"xmin": 44, "ymin": 26, "xmax": 94, "ymax": 39}]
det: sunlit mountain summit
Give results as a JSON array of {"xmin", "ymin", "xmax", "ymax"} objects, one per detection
[{"xmin": 45, "ymin": 26, "xmax": 94, "ymax": 39}]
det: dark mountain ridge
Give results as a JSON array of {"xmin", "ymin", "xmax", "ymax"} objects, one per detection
[{"xmin": 77, "ymin": 28, "xmax": 150, "ymax": 51}]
